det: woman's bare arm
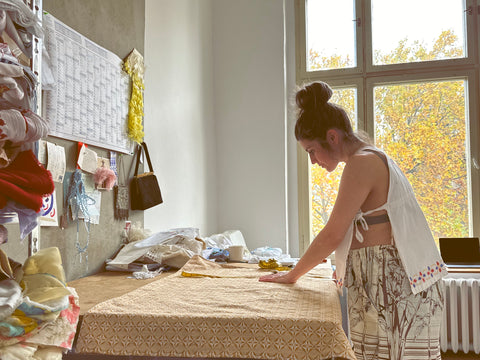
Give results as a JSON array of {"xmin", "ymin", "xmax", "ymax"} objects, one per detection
[{"xmin": 259, "ymin": 153, "xmax": 382, "ymax": 283}]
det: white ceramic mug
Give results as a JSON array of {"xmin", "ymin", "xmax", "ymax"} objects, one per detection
[{"xmin": 228, "ymin": 245, "xmax": 244, "ymax": 261}]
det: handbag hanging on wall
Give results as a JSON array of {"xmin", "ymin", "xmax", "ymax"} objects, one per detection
[{"xmin": 130, "ymin": 142, "xmax": 163, "ymax": 210}]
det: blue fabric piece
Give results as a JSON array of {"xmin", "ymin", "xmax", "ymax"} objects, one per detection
[
  {"xmin": 208, "ymin": 248, "xmax": 229, "ymax": 262},
  {"xmin": 0, "ymin": 201, "xmax": 38, "ymax": 239}
]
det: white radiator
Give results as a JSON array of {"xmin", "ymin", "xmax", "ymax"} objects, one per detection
[{"xmin": 440, "ymin": 278, "xmax": 480, "ymax": 354}]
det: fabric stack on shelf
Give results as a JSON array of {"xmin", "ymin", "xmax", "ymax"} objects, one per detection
[
  {"xmin": 0, "ymin": 0, "xmax": 51, "ymax": 241},
  {"xmin": 0, "ymin": 247, "xmax": 79, "ymax": 360},
  {"xmin": 0, "ymin": 2, "xmax": 73, "ymax": 359}
]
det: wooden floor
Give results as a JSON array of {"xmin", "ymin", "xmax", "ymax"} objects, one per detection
[{"xmin": 442, "ymin": 351, "xmax": 480, "ymax": 359}]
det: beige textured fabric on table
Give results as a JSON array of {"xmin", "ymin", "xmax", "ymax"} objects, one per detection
[{"xmin": 75, "ymin": 256, "xmax": 355, "ymax": 360}]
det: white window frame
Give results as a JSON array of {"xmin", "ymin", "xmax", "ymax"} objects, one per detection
[{"xmin": 295, "ymin": 0, "xmax": 480, "ymax": 254}]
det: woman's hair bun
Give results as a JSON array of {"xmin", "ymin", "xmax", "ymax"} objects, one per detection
[{"xmin": 296, "ymin": 81, "xmax": 333, "ymax": 111}]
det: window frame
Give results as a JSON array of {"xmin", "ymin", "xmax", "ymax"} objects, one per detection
[{"xmin": 295, "ymin": 0, "xmax": 480, "ymax": 254}]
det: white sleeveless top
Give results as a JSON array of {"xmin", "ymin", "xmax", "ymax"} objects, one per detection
[{"xmin": 334, "ymin": 148, "xmax": 447, "ymax": 294}]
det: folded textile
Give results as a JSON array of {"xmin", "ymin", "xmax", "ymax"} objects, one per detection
[
  {"xmin": 0, "ymin": 248, "xmax": 21, "ymax": 280},
  {"xmin": 0, "ymin": 73, "xmax": 24, "ymax": 104},
  {"xmin": 145, "ymin": 236, "xmax": 205, "ymax": 269},
  {"xmin": 0, "ymin": 141, "xmax": 20, "ymax": 168},
  {"xmin": 0, "ymin": 42, "xmax": 18, "ymax": 63},
  {"xmin": 0, "ymin": 42, "xmax": 38, "ymax": 111},
  {"xmin": 0, "ymin": 108, "xmax": 26, "ymax": 142},
  {"xmin": 0, "ymin": 224, "xmax": 6, "ymax": 245},
  {"xmin": 180, "ymin": 255, "xmax": 264, "ymax": 279},
  {"xmin": 0, "ymin": 60, "xmax": 23, "ymax": 77},
  {"xmin": 0, "ymin": 0, "xmax": 42, "ymax": 60},
  {"xmin": 21, "ymin": 109, "xmax": 49, "ymax": 143},
  {"xmin": 0, "ymin": 342, "xmax": 64, "ymax": 360},
  {"xmin": 21, "ymin": 247, "xmax": 69, "ymax": 304},
  {"xmin": 0, "ymin": 249, "xmax": 76, "ymax": 354},
  {"xmin": 0, "ymin": 105, "xmax": 45, "ymax": 140},
  {"xmin": 0, "ymin": 279, "xmax": 22, "ymax": 321},
  {"xmin": 0, "ymin": 150, "xmax": 54, "ymax": 212},
  {"xmin": 23, "ymin": 288, "xmax": 80, "ymax": 350}
]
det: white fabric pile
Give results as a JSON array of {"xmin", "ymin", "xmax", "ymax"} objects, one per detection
[{"xmin": 106, "ymin": 228, "xmax": 248, "ymax": 275}]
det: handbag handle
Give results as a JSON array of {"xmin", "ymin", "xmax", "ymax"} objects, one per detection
[{"xmin": 134, "ymin": 142, "xmax": 154, "ymax": 176}]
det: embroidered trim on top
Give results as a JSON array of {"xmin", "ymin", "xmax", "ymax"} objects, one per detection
[{"xmin": 409, "ymin": 261, "xmax": 446, "ymax": 288}]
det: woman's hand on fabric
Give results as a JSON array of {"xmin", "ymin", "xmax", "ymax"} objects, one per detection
[{"xmin": 258, "ymin": 271, "xmax": 297, "ymax": 284}]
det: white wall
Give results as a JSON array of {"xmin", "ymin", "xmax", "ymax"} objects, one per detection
[
  {"xmin": 144, "ymin": 0, "xmax": 299, "ymax": 256},
  {"xmin": 144, "ymin": 0, "xmax": 218, "ymax": 235},
  {"xmin": 212, "ymin": 0, "xmax": 291, "ymax": 252}
]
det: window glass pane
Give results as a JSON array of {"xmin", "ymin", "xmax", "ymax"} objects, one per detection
[
  {"xmin": 372, "ymin": 0, "xmax": 466, "ymax": 65},
  {"xmin": 311, "ymin": 88, "xmax": 357, "ymax": 237},
  {"xmin": 374, "ymin": 80, "xmax": 469, "ymax": 242},
  {"xmin": 306, "ymin": 0, "xmax": 356, "ymax": 71}
]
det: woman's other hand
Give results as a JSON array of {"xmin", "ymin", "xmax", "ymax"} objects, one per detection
[{"xmin": 258, "ymin": 271, "xmax": 297, "ymax": 284}]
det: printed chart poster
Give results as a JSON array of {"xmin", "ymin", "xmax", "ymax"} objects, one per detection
[{"xmin": 43, "ymin": 13, "xmax": 134, "ymax": 154}]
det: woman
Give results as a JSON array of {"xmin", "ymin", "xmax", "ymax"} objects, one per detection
[{"xmin": 259, "ymin": 81, "xmax": 446, "ymax": 360}]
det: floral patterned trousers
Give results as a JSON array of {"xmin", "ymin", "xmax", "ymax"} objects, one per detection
[{"xmin": 345, "ymin": 245, "xmax": 444, "ymax": 360}]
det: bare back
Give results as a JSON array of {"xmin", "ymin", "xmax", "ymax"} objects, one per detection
[{"xmin": 350, "ymin": 147, "xmax": 392, "ymax": 249}]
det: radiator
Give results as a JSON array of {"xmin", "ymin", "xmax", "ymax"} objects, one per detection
[{"xmin": 440, "ymin": 278, "xmax": 480, "ymax": 354}]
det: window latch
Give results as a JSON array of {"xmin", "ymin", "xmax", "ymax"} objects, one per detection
[
  {"xmin": 353, "ymin": 18, "xmax": 361, "ymax": 27},
  {"xmin": 473, "ymin": 158, "xmax": 480, "ymax": 170}
]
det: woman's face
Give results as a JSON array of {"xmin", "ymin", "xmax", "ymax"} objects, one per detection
[{"xmin": 299, "ymin": 138, "xmax": 339, "ymax": 172}]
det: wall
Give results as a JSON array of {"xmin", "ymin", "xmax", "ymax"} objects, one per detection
[
  {"xmin": 143, "ymin": 0, "xmax": 218, "ymax": 237},
  {"xmin": 212, "ymin": 0, "xmax": 295, "ymax": 253},
  {"xmin": 2, "ymin": 0, "xmax": 146, "ymax": 281},
  {"xmin": 144, "ymin": 0, "xmax": 299, "ymax": 256}
]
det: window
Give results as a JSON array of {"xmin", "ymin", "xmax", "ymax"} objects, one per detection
[{"xmin": 296, "ymin": 0, "xmax": 479, "ymax": 253}]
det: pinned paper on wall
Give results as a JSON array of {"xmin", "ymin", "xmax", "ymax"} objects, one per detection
[
  {"xmin": 46, "ymin": 141, "xmax": 66, "ymax": 183},
  {"xmin": 39, "ymin": 191, "xmax": 58, "ymax": 226},
  {"xmin": 77, "ymin": 144, "xmax": 98, "ymax": 174}
]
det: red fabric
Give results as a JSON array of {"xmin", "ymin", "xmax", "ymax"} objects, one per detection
[{"xmin": 0, "ymin": 150, "xmax": 54, "ymax": 212}]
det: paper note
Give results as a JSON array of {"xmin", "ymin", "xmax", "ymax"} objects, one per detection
[
  {"xmin": 46, "ymin": 141, "xmax": 66, "ymax": 183},
  {"xmin": 77, "ymin": 144, "xmax": 98, "ymax": 174}
]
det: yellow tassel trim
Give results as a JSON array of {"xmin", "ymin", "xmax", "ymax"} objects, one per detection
[{"xmin": 124, "ymin": 49, "xmax": 145, "ymax": 144}]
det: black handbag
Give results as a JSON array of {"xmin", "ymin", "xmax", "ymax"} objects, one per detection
[{"xmin": 130, "ymin": 142, "xmax": 163, "ymax": 210}]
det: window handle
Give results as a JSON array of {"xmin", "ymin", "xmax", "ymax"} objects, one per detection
[
  {"xmin": 464, "ymin": 6, "xmax": 473, "ymax": 15},
  {"xmin": 353, "ymin": 18, "xmax": 362, "ymax": 27},
  {"xmin": 473, "ymin": 158, "xmax": 480, "ymax": 170}
]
